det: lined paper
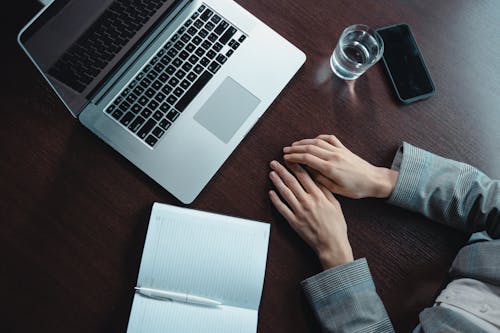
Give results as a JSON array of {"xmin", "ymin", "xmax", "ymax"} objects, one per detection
[
  {"xmin": 127, "ymin": 203, "xmax": 270, "ymax": 333},
  {"xmin": 127, "ymin": 295, "xmax": 257, "ymax": 333}
]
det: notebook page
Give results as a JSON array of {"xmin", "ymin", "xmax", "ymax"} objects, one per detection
[
  {"xmin": 127, "ymin": 294, "xmax": 257, "ymax": 333},
  {"xmin": 137, "ymin": 203, "xmax": 270, "ymax": 310}
]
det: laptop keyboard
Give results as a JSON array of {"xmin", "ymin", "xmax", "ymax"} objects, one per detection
[
  {"xmin": 104, "ymin": 4, "xmax": 247, "ymax": 148},
  {"xmin": 48, "ymin": 0, "xmax": 168, "ymax": 93}
]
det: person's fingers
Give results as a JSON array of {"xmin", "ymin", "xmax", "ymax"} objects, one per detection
[
  {"xmin": 286, "ymin": 163, "xmax": 322, "ymax": 197},
  {"xmin": 269, "ymin": 190, "xmax": 297, "ymax": 224},
  {"xmin": 318, "ymin": 183, "xmax": 339, "ymax": 205},
  {"xmin": 316, "ymin": 134, "xmax": 345, "ymax": 148},
  {"xmin": 283, "ymin": 153, "xmax": 330, "ymax": 174},
  {"xmin": 283, "ymin": 144, "xmax": 332, "ymax": 161},
  {"xmin": 269, "ymin": 170, "xmax": 301, "ymax": 210},
  {"xmin": 270, "ymin": 160, "xmax": 307, "ymax": 200},
  {"xmin": 291, "ymin": 138, "xmax": 337, "ymax": 152}
]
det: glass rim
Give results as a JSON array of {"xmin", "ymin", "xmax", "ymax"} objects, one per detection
[{"xmin": 339, "ymin": 24, "xmax": 384, "ymax": 67}]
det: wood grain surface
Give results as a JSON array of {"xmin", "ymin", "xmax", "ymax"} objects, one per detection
[{"xmin": 1, "ymin": 1, "xmax": 499, "ymax": 332}]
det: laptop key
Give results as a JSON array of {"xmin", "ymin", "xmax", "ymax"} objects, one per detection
[
  {"xmin": 175, "ymin": 71, "xmax": 213, "ymax": 112},
  {"xmin": 138, "ymin": 119, "xmax": 156, "ymax": 139},
  {"xmin": 208, "ymin": 33, "xmax": 218, "ymax": 42},
  {"xmin": 155, "ymin": 92, "xmax": 166, "ymax": 103},
  {"xmin": 166, "ymin": 110, "xmax": 180, "ymax": 122},
  {"xmin": 126, "ymin": 93, "xmax": 138, "ymax": 104},
  {"xmin": 173, "ymin": 87, "xmax": 184, "ymax": 97},
  {"xmin": 214, "ymin": 21, "xmax": 229, "ymax": 35},
  {"xmin": 193, "ymin": 36, "xmax": 203, "ymax": 45},
  {"xmin": 152, "ymin": 80, "xmax": 163, "ymax": 90},
  {"xmin": 195, "ymin": 47, "xmax": 205, "ymax": 57},
  {"xmin": 145, "ymin": 135, "xmax": 158, "ymax": 147},
  {"xmin": 220, "ymin": 27, "xmax": 237, "ymax": 44},
  {"xmin": 145, "ymin": 88, "xmax": 156, "ymax": 98},
  {"xmin": 166, "ymin": 65, "xmax": 176, "ymax": 74},
  {"xmin": 194, "ymin": 19, "xmax": 204, "ymax": 29},
  {"xmin": 120, "ymin": 112, "xmax": 135, "ymax": 126},
  {"xmin": 159, "ymin": 119, "xmax": 172, "ymax": 130},
  {"xmin": 160, "ymin": 103, "xmax": 170, "ymax": 112},
  {"xmin": 180, "ymin": 79, "xmax": 190, "ymax": 89},
  {"xmin": 129, "ymin": 116, "xmax": 145, "ymax": 132},
  {"xmin": 207, "ymin": 50, "xmax": 216, "ymax": 59},
  {"xmin": 208, "ymin": 61, "xmax": 221, "ymax": 74},
  {"xmin": 206, "ymin": 21, "xmax": 215, "ymax": 31},
  {"xmin": 188, "ymin": 55, "xmax": 199, "ymax": 64},
  {"xmin": 193, "ymin": 64, "xmax": 204, "ymax": 74},
  {"xmin": 187, "ymin": 72, "xmax": 198, "ymax": 81},
  {"xmin": 148, "ymin": 100, "xmax": 159, "ymax": 110},
  {"xmin": 131, "ymin": 104, "xmax": 142, "ymax": 114},
  {"xmin": 213, "ymin": 42, "xmax": 223, "ymax": 52},
  {"xmin": 211, "ymin": 14, "xmax": 221, "ymax": 24},
  {"xmin": 167, "ymin": 95, "xmax": 178, "ymax": 105},
  {"xmin": 153, "ymin": 111, "xmax": 163, "ymax": 121},
  {"xmin": 182, "ymin": 62, "xmax": 193, "ymax": 72},
  {"xmin": 175, "ymin": 69, "xmax": 186, "ymax": 79},
  {"xmin": 161, "ymin": 85, "xmax": 173, "ymax": 95},
  {"xmin": 105, "ymin": 104, "xmax": 116, "ymax": 113},
  {"xmin": 153, "ymin": 127, "xmax": 165, "ymax": 138},
  {"xmin": 200, "ymin": 9, "xmax": 213, "ymax": 21},
  {"xmin": 119, "ymin": 101, "xmax": 131, "ymax": 111},
  {"xmin": 200, "ymin": 57, "xmax": 210, "ymax": 67},
  {"xmin": 140, "ymin": 108, "xmax": 153, "ymax": 118},
  {"xmin": 198, "ymin": 29, "xmax": 208, "ymax": 38},
  {"xmin": 112, "ymin": 109, "xmax": 124, "ymax": 120},
  {"xmin": 216, "ymin": 54, "xmax": 227, "ymax": 64},
  {"xmin": 168, "ymin": 77, "xmax": 180, "ymax": 87}
]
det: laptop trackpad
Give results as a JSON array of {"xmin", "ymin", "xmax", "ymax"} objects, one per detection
[{"xmin": 194, "ymin": 77, "xmax": 261, "ymax": 143}]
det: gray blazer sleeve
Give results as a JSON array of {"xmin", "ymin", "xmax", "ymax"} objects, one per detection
[
  {"xmin": 301, "ymin": 142, "xmax": 500, "ymax": 332},
  {"xmin": 387, "ymin": 142, "xmax": 500, "ymax": 238},
  {"xmin": 301, "ymin": 258, "xmax": 394, "ymax": 332}
]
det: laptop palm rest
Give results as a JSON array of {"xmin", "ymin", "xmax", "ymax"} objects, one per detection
[{"xmin": 194, "ymin": 77, "xmax": 261, "ymax": 144}]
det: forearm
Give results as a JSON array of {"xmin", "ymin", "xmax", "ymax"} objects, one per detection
[
  {"xmin": 387, "ymin": 143, "xmax": 500, "ymax": 238},
  {"xmin": 301, "ymin": 259, "xmax": 394, "ymax": 333}
]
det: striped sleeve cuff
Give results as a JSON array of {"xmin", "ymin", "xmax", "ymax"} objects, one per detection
[
  {"xmin": 387, "ymin": 142, "xmax": 432, "ymax": 211},
  {"xmin": 301, "ymin": 258, "xmax": 373, "ymax": 303}
]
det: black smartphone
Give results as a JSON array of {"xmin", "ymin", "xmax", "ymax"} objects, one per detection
[{"xmin": 377, "ymin": 24, "xmax": 435, "ymax": 103}]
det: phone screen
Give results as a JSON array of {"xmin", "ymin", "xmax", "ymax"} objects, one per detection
[{"xmin": 377, "ymin": 24, "xmax": 435, "ymax": 103}]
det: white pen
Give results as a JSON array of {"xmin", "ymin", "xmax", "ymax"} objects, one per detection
[{"xmin": 134, "ymin": 286, "xmax": 222, "ymax": 307}]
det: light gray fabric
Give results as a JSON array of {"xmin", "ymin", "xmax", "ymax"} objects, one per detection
[{"xmin": 301, "ymin": 142, "xmax": 500, "ymax": 333}]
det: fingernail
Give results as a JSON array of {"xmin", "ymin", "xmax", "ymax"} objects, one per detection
[
  {"xmin": 270, "ymin": 160, "xmax": 278, "ymax": 168},
  {"xmin": 283, "ymin": 147, "xmax": 290, "ymax": 153}
]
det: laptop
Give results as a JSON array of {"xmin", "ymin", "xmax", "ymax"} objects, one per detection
[{"xmin": 18, "ymin": 0, "xmax": 306, "ymax": 203}]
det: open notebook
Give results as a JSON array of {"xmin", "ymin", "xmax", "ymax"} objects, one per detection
[{"xmin": 126, "ymin": 203, "xmax": 271, "ymax": 333}]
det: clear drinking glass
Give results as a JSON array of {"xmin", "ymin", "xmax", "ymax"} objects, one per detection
[{"xmin": 330, "ymin": 24, "xmax": 384, "ymax": 80}]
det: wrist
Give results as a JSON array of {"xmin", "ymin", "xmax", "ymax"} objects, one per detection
[
  {"xmin": 318, "ymin": 244, "xmax": 354, "ymax": 270},
  {"xmin": 372, "ymin": 167, "xmax": 399, "ymax": 198}
]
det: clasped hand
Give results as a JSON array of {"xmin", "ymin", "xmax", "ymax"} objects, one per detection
[{"xmin": 269, "ymin": 135, "xmax": 398, "ymax": 269}]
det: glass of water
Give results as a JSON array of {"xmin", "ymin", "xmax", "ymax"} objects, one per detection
[{"xmin": 330, "ymin": 24, "xmax": 384, "ymax": 80}]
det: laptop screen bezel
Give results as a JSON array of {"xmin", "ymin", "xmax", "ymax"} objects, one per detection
[{"xmin": 18, "ymin": 0, "xmax": 183, "ymax": 118}]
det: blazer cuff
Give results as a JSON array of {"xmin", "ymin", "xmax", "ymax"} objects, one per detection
[
  {"xmin": 387, "ymin": 142, "xmax": 432, "ymax": 211},
  {"xmin": 301, "ymin": 258, "xmax": 373, "ymax": 304}
]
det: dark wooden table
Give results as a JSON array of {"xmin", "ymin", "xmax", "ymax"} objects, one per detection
[{"xmin": 2, "ymin": 1, "xmax": 499, "ymax": 332}]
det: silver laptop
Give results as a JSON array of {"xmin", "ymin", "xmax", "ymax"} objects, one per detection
[{"xmin": 18, "ymin": 0, "xmax": 306, "ymax": 203}]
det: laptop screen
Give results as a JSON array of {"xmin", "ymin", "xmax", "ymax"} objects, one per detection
[{"xmin": 20, "ymin": 0, "xmax": 179, "ymax": 116}]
